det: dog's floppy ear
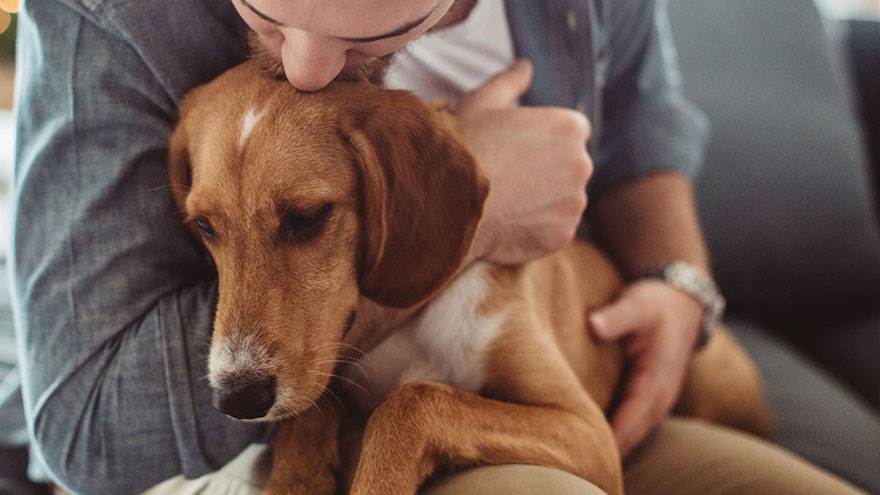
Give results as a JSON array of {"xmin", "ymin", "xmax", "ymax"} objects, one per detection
[
  {"xmin": 341, "ymin": 89, "xmax": 490, "ymax": 308},
  {"xmin": 168, "ymin": 88, "xmax": 202, "ymax": 240},
  {"xmin": 168, "ymin": 105, "xmax": 200, "ymax": 239},
  {"xmin": 168, "ymin": 124, "xmax": 191, "ymax": 209}
]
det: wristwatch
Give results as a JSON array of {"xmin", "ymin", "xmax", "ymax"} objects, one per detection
[{"xmin": 640, "ymin": 262, "xmax": 726, "ymax": 350}]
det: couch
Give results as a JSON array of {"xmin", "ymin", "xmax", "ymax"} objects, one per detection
[
  {"xmin": 669, "ymin": 0, "xmax": 879, "ymax": 490},
  {"xmin": 670, "ymin": 0, "xmax": 879, "ymax": 399}
]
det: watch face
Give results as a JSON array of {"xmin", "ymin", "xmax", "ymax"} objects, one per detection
[{"xmin": 645, "ymin": 262, "xmax": 725, "ymax": 349}]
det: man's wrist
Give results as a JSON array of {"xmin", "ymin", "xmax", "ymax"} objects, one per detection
[{"xmin": 639, "ymin": 262, "xmax": 726, "ymax": 350}]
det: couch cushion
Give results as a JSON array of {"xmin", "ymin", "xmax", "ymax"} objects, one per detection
[{"xmin": 668, "ymin": 0, "xmax": 880, "ymax": 318}]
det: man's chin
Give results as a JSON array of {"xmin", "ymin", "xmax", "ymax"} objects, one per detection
[
  {"xmin": 246, "ymin": 30, "xmax": 394, "ymax": 87},
  {"xmin": 336, "ymin": 53, "xmax": 395, "ymax": 86}
]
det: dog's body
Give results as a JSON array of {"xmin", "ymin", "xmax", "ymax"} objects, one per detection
[
  {"xmin": 169, "ymin": 62, "xmax": 771, "ymax": 495},
  {"xmin": 339, "ymin": 244, "xmax": 771, "ymax": 495},
  {"xmin": 342, "ymin": 247, "xmax": 625, "ymax": 419}
]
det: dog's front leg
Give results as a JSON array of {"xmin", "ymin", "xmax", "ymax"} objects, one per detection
[
  {"xmin": 349, "ymin": 380, "xmax": 623, "ymax": 495},
  {"xmin": 264, "ymin": 399, "xmax": 342, "ymax": 495}
]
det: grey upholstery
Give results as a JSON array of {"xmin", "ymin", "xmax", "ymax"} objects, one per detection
[
  {"xmin": 728, "ymin": 316, "xmax": 880, "ymax": 493},
  {"xmin": 668, "ymin": 2, "xmax": 880, "ymax": 491},
  {"xmin": 669, "ymin": 0, "xmax": 880, "ymax": 319}
]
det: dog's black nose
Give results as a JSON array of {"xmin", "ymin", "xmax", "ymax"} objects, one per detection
[{"xmin": 213, "ymin": 375, "xmax": 277, "ymax": 420}]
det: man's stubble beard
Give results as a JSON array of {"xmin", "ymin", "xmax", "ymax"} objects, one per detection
[
  {"xmin": 247, "ymin": 30, "xmax": 395, "ymax": 86},
  {"xmin": 245, "ymin": 0, "xmax": 478, "ymax": 88}
]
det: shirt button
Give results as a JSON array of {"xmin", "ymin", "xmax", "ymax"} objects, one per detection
[{"xmin": 567, "ymin": 10, "xmax": 577, "ymax": 32}]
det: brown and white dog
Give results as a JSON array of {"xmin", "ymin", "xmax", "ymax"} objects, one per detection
[{"xmin": 168, "ymin": 61, "xmax": 772, "ymax": 495}]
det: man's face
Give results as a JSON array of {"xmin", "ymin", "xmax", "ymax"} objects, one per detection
[{"xmin": 232, "ymin": 0, "xmax": 462, "ymax": 91}]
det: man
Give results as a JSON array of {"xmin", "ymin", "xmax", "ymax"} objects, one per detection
[{"xmin": 7, "ymin": 0, "xmax": 869, "ymax": 493}]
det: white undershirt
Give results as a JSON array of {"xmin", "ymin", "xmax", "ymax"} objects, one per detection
[{"xmin": 384, "ymin": 0, "xmax": 515, "ymax": 107}]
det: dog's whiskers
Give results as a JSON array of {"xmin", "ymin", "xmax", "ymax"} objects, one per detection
[
  {"xmin": 301, "ymin": 395, "xmax": 325, "ymax": 418},
  {"xmin": 315, "ymin": 358, "xmax": 369, "ymax": 380},
  {"xmin": 321, "ymin": 386, "xmax": 346, "ymax": 412},
  {"xmin": 318, "ymin": 360, "xmax": 370, "ymax": 386},
  {"xmin": 309, "ymin": 369, "xmax": 368, "ymax": 395},
  {"xmin": 312, "ymin": 341, "xmax": 367, "ymax": 357},
  {"xmin": 199, "ymin": 372, "xmax": 212, "ymax": 384},
  {"xmin": 148, "ymin": 184, "xmax": 192, "ymax": 194}
]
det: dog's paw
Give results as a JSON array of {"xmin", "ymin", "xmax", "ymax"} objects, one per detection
[
  {"xmin": 348, "ymin": 441, "xmax": 422, "ymax": 495},
  {"xmin": 349, "ymin": 480, "xmax": 418, "ymax": 495},
  {"xmin": 264, "ymin": 479, "xmax": 336, "ymax": 495}
]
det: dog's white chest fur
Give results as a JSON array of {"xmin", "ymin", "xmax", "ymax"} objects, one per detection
[{"xmin": 342, "ymin": 263, "xmax": 505, "ymax": 412}]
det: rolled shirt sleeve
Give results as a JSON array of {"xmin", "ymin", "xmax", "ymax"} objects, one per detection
[
  {"xmin": 12, "ymin": 1, "xmax": 268, "ymax": 493},
  {"xmin": 590, "ymin": 0, "xmax": 710, "ymax": 194}
]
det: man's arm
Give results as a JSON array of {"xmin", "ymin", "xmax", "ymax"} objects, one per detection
[
  {"xmin": 590, "ymin": 172, "xmax": 709, "ymax": 275},
  {"xmin": 583, "ymin": 0, "xmax": 712, "ymax": 456},
  {"xmin": 13, "ymin": 2, "xmax": 262, "ymax": 493}
]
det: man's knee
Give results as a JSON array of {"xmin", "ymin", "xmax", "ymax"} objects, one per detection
[
  {"xmin": 624, "ymin": 418, "xmax": 862, "ymax": 495},
  {"xmin": 422, "ymin": 464, "xmax": 606, "ymax": 495}
]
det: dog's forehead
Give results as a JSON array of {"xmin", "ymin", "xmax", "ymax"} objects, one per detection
[
  {"xmin": 186, "ymin": 94, "xmax": 356, "ymax": 217},
  {"xmin": 236, "ymin": 98, "xmax": 354, "ymax": 180}
]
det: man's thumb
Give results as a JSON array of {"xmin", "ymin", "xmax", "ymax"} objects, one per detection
[
  {"xmin": 459, "ymin": 58, "xmax": 533, "ymax": 112},
  {"xmin": 590, "ymin": 297, "xmax": 651, "ymax": 342}
]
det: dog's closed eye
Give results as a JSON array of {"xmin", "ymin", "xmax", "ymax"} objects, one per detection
[
  {"xmin": 194, "ymin": 216, "xmax": 217, "ymax": 242},
  {"xmin": 279, "ymin": 203, "xmax": 333, "ymax": 244}
]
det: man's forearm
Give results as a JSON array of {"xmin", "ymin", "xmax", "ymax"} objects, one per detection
[{"xmin": 588, "ymin": 172, "xmax": 711, "ymax": 277}]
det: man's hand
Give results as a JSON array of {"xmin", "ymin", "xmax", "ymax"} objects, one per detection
[
  {"xmin": 456, "ymin": 59, "xmax": 593, "ymax": 266},
  {"xmin": 589, "ymin": 280, "xmax": 704, "ymax": 457}
]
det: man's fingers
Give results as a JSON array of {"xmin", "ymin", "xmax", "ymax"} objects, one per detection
[
  {"xmin": 590, "ymin": 296, "xmax": 656, "ymax": 342},
  {"xmin": 458, "ymin": 58, "xmax": 533, "ymax": 112},
  {"xmin": 611, "ymin": 363, "xmax": 680, "ymax": 457},
  {"xmin": 610, "ymin": 370, "xmax": 659, "ymax": 457}
]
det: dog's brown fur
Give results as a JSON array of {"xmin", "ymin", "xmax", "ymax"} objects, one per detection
[{"xmin": 169, "ymin": 61, "xmax": 772, "ymax": 495}]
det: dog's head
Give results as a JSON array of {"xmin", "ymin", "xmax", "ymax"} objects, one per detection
[{"xmin": 168, "ymin": 62, "xmax": 488, "ymax": 421}]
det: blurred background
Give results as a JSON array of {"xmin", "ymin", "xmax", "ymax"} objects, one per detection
[
  {"xmin": 0, "ymin": 0, "xmax": 17, "ymax": 423},
  {"xmin": 1, "ymin": 0, "xmax": 18, "ymax": 401},
  {"xmin": 1, "ymin": 2, "xmax": 14, "ymax": 265},
  {"xmin": 816, "ymin": 0, "xmax": 880, "ymax": 18},
  {"xmin": 1, "ymin": 5, "xmax": 22, "ymax": 494}
]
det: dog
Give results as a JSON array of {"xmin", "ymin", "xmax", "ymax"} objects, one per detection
[{"xmin": 168, "ymin": 60, "xmax": 772, "ymax": 495}]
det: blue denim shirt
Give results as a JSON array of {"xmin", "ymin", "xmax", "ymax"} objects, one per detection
[{"xmin": 11, "ymin": 0, "xmax": 707, "ymax": 493}]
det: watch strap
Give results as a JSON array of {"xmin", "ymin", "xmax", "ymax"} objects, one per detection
[{"xmin": 640, "ymin": 262, "xmax": 726, "ymax": 350}]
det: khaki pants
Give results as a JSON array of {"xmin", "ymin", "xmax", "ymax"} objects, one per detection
[{"xmin": 143, "ymin": 417, "xmax": 862, "ymax": 495}]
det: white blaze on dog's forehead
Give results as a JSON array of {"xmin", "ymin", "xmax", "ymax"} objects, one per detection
[{"xmin": 239, "ymin": 106, "xmax": 266, "ymax": 149}]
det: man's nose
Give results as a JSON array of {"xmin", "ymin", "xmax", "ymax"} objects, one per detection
[{"xmin": 279, "ymin": 28, "xmax": 347, "ymax": 92}]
